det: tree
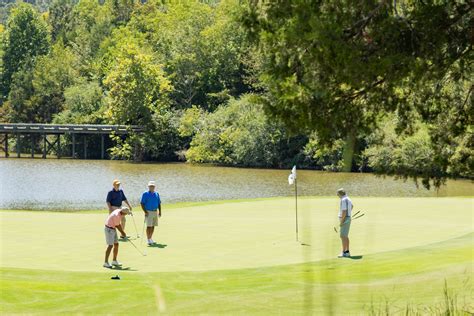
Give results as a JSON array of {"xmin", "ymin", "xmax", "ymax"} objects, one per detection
[
  {"xmin": 107, "ymin": 0, "xmax": 137, "ymax": 26},
  {"xmin": 363, "ymin": 115, "xmax": 444, "ymax": 188},
  {"xmin": 1, "ymin": 3, "xmax": 50, "ymax": 102},
  {"xmin": 53, "ymin": 80, "xmax": 105, "ymax": 124},
  {"xmin": 103, "ymin": 41, "xmax": 176, "ymax": 160},
  {"xmin": 181, "ymin": 94, "xmax": 297, "ymax": 167},
  {"xmin": 2, "ymin": 59, "xmax": 36, "ymax": 122},
  {"xmin": 129, "ymin": 0, "xmax": 250, "ymax": 110},
  {"xmin": 241, "ymin": 1, "xmax": 472, "ymax": 183},
  {"xmin": 29, "ymin": 42, "xmax": 79, "ymax": 122},
  {"xmin": 68, "ymin": 0, "xmax": 113, "ymax": 76},
  {"xmin": 48, "ymin": 0, "xmax": 76, "ymax": 43}
]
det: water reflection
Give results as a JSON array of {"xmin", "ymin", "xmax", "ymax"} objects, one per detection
[{"xmin": 0, "ymin": 159, "xmax": 472, "ymax": 210}]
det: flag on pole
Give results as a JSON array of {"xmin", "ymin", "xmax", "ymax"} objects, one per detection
[
  {"xmin": 288, "ymin": 165, "xmax": 296, "ymax": 185},
  {"xmin": 288, "ymin": 165, "xmax": 298, "ymax": 241}
]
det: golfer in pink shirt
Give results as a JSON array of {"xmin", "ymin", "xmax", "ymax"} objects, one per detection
[{"xmin": 103, "ymin": 207, "xmax": 130, "ymax": 268}]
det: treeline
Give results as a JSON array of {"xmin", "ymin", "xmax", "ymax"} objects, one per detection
[{"xmin": 0, "ymin": 0, "xmax": 472, "ymax": 187}]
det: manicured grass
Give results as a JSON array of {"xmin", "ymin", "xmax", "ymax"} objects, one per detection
[{"xmin": 0, "ymin": 197, "xmax": 473, "ymax": 314}]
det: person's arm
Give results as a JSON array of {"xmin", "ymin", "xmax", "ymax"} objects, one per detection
[
  {"xmin": 340, "ymin": 210, "xmax": 347, "ymax": 226},
  {"xmin": 106, "ymin": 202, "xmax": 114, "ymax": 213},
  {"xmin": 157, "ymin": 193, "xmax": 161, "ymax": 217},
  {"xmin": 122, "ymin": 191, "xmax": 132, "ymax": 211},
  {"xmin": 106, "ymin": 192, "xmax": 114, "ymax": 213},
  {"xmin": 116, "ymin": 224, "xmax": 126, "ymax": 238},
  {"xmin": 141, "ymin": 203, "xmax": 148, "ymax": 216},
  {"xmin": 124, "ymin": 200, "xmax": 132, "ymax": 211},
  {"xmin": 140, "ymin": 193, "xmax": 147, "ymax": 216}
]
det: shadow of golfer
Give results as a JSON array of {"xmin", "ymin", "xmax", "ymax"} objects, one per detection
[
  {"xmin": 111, "ymin": 266, "xmax": 138, "ymax": 271},
  {"xmin": 348, "ymin": 255, "xmax": 363, "ymax": 260},
  {"xmin": 148, "ymin": 243, "xmax": 167, "ymax": 248}
]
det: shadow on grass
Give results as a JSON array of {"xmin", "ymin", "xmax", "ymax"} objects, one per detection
[
  {"xmin": 348, "ymin": 255, "xmax": 363, "ymax": 260},
  {"xmin": 110, "ymin": 266, "xmax": 138, "ymax": 271},
  {"xmin": 148, "ymin": 243, "xmax": 167, "ymax": 248}
]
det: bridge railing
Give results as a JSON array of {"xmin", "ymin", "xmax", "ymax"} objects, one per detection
[{"xmin": 0, "ymin": 123, "xmax": 143, "ymax": 134}]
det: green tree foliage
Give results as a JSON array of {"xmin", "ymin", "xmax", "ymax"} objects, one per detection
[
  {"xmin": 129, "ymin": 0, "xmax": 249, "ymax": 110},
  {"xmin": 29, "ymin": 42, "xmax": 79, "ymax": 122},
  {"xmin": 1, "ymin": 3, "xmax": 50, "ymax": 102},
  {"xmin": 0, "ymin": 3, "xmax": 15, "ymax": 25},
  {"xmin": 241, "ymin": 0, "xmax": 472, "ymax": 182},
  {"xmin": 48, "ymin": 0, "xmax": 76, "ymax": 43},
  {"xmin": 103, "ymin": 41, "xmax": 177, "ymax": 160},
  {"xmin": 69, "ymin": 0, "xmax": 113, "ymax": 75},
  {"xmin": 53, "ymin": 80, "xmax": 105, "ymax": 124},
  {"xmin": 3, "ymin": 42, "xmax": 79, "ymax": 123},
  {"xmin": 304, "ymin": 136, "xmax": 345, "ymax": 172},
  {"xmin": 2, "ymin": 59, "xmax": 36, "ymax": 122},
  {"xmin": 363, "ymin": 116, "xmax": 444, "ymax": 188},
  {"xmin": 182, "ymin": 94, "xmax": 297, "ymax": 167},
  {"xmin": 108, "ymin": 0, "xmax": 137, "ymax": 26}
]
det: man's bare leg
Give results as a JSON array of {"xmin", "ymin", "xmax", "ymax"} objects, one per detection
[
  {"xmin": 105, "ymin": 245, "xmax": 113, "ymax": 262},
  {"xmin": 113, "ymin": 243, "xmax": 119, "ymax": 261}
]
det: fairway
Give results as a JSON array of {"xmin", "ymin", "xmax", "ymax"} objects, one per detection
[{"xmin": 1, "ymin": 197, "xmax": 473, "ymax": 314}]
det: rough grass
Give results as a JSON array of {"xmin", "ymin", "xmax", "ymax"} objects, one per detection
[{"xmin": 0, "ymin": 197, "xmax": 473, "ymax": 314}]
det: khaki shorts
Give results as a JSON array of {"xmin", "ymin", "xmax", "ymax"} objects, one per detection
[
  {"xmin": 145, "ymin": 211, "xmax": 158, "ymax": 227},
  {"xmin": 339, "ymin": 218, "xmax": 351, "ymax": 238},
  {"xmin": 105, "ymin": 226, "xmax": 118, "ymax": 245}
]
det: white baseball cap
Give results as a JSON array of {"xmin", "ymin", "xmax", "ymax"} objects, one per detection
[{"xmin": 148, "ymin": 181, "xmax": 156, "ymax": 187}]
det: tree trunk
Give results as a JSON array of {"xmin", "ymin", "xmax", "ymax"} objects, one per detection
[{"xmin": 342, "ymin": 130, "xmax": 356, "ymax": 172}]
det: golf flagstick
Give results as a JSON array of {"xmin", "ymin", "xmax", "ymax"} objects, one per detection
[
  {"xmin": 288, "ymin": 165, "xmax": 298, "ymax": 242},
  {"xmin": 295, "ymin": 176, "xmax": 298, "ymax": 241}
]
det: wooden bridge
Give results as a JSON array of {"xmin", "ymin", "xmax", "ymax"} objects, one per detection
[{"xmin": 0, "ymin": 123, "xmax": 143, "ymax": 159}]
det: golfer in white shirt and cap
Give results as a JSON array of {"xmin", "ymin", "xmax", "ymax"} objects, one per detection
[{"xmin": 337, "ymin": 188, "xmax": 353, "ymax": 258}]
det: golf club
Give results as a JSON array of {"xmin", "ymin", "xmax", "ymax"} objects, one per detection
[
  {"xmin": 334, "ymin": 212, "xmax": 365, "ymax": 233},
  {"xmin": 141, "ymin": 218, "xmax": 146, "ymax": 246},
  {"xmin": 130, "ymin": 212, "xmax": 140, "ymax": 238},
  {"xmin": 353, "ymin": 213, "xmax": 365, "ymax": 220},
  {"xmin": 127, "ymin": 237, "xmax": 147, "ymax": 256}
]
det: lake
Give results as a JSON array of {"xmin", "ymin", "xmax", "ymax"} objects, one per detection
[{"xmin": 0, "ymin": 159, "xmax": 472, "ymax": 210}]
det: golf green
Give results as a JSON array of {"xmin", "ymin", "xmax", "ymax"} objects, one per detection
[{"xmin": 1, "ymin": 197, "xmax": 473, "ymax": 314}]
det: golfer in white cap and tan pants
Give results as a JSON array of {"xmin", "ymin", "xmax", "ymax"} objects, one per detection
[
  {"xmin": 337, "ymin": 188, "xmax": 353, "ymax": 258},
  {"xmin": 140, "ymin": 181, "xmax": 162, "ymax": 245}
]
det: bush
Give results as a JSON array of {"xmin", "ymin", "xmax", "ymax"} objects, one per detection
[{"xmin": 181, "ymin": 94, "xmax": 287, "ymax": 167}]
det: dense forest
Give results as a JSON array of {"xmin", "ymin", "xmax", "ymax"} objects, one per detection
[{"xmin": 0, "ymin": 0, "xmax": 472, "ymax": 187}]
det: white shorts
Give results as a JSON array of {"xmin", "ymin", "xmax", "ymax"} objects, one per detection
[
  {"xmin": 146, "ymin": 211, "xmax": 158, "ymax": 227},
  {"xmin": 105, "ymin": 226, "xmax": 118, "ymax": 245}
]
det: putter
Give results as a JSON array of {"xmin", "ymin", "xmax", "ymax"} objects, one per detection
[
  {"xmin": 141, "ymin": 218, "xmax": 146, "ymax": 246},
  {"xmin": 130, "ymin": 212, "xmax": 140, "ymax": 238},
  {"xmin": 127, "ymin": 238, "xmax": 147, "ymax": 256}
]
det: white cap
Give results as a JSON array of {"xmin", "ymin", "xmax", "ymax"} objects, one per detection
[{"xmin": 148, "ymin": 181, "xmax": 156, "ymax": 187}]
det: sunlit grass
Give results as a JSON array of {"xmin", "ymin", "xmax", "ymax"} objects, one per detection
[{"xmin": 1, "ymin": 197, "xmax": 472, "ymax": 314}]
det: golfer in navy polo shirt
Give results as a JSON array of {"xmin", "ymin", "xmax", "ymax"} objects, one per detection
[
  {"xmin": 106, "ymin": 179, "xmax": 133, "ymax": 234},
  {"xmin": 140, "ymin": 181, "xmax": 161, "ymax": 245}
]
